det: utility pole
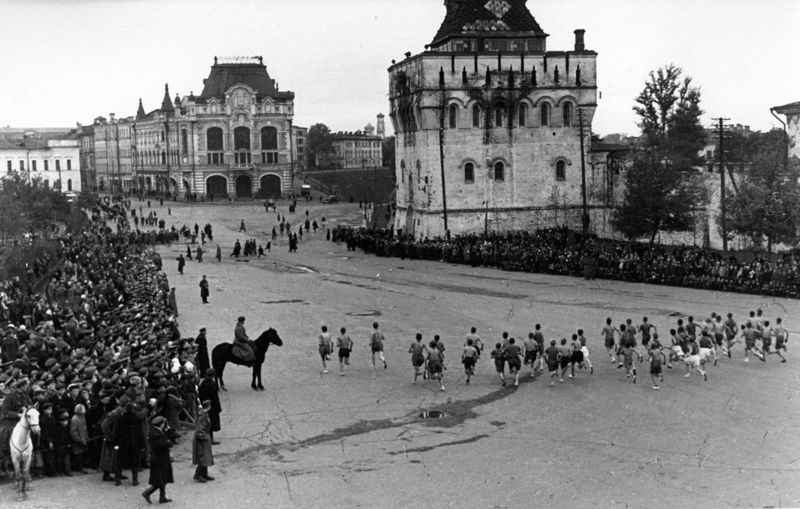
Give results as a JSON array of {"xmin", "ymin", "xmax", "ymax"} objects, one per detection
[
  {"xmin": 712, "ymin": 117, "xmax": 730, "ymax": 252},
  {"xmin": 438, "ymin": 67, "xmax": 449, "ymax": 236},
  {"xmin": 578, "ymin": 108, "xmax": 589, "ymax": 236}
]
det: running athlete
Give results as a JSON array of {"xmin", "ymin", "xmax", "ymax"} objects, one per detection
[
  {"xmin": 648, "ymin": 342, "xmax": 665, "ymax": 390},
  {"xmin": 490, "ymin": 343, "xmax": 507, "ymax": 386},
  {"xmin": 773, "ymin": 318, "xmax": 788, "ymax": 362},
  {"xmin": 409, "ymin": 333, "xmax": 427, "ymax": 383},
  {"xmin": 523, "ymin": 332, "xmax": 540, "ymax": 378},
  {"xmin": 370, "ymin": 322, "xmax": 388, "ymax": 369},
  {"xmin": 318, "ymin": 325, "xmax": 333, "ymax": 373},
  {"xmin": 462, "ymin": 339, "xmax": 478, "ymax": 384},
  {"xmin": 743, "ymin": 322, "xmax": 765, "ymax": 362},
  {"xmin": 577, "ymin": 329, "xmax": 594, "ymax": 374},
  {"xmin": 505, "ymin": 338, "xmax": 523, "ymax": 387},
  {"xmin": 723, "ymin": 313, "xmax": 738, "ymax": 358},
  {"xmin": 465, "ymin": 327, "xmax": 484, "ymax": 357},
  {"xmin": 336, "ymin": 327, "xmax": 353, "ymax": 376},
  {"xmin": 601, "ymin": 318, "xmax": 619, "ymax": 363}
]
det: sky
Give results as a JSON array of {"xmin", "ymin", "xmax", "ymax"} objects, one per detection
[{"xmin": 1, "ymin": 0, "xmax": 798, "ymax": 137}]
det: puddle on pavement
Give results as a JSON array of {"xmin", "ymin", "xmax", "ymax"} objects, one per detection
[
  {"xmin": 418, "ymin": 410, "xmax": 446, "ymax": 420},
  {"xmin": 346, "ymin": 310, "xmax": 382, "ymax": 317}
]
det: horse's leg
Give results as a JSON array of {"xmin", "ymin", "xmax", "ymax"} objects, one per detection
[
  {"xmin": 218, "ymin": 363, "xmax": 227, "ymax": 391},
  {"xmin": 251, "ymin": 364, "xmax": 258, "ymax": 390},
  {"xmin": 257, "ymin": 362, "xmax": 264, "ymax": 390}
]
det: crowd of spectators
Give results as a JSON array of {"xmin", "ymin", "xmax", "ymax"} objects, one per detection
[
  {"xmin": 332, "ymin": 227, "xmax": 800, "ymax": 298},
  {"xmin": 0, "ymin": 197, "xmax": 200, "ymax": 483}
]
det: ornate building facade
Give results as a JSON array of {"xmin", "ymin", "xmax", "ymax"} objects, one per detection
[
  {"xmin": 130, "ymin": 56, "xmax": 297, "ymax": 198},
  {"xmin": 389, "ymin": 0, "xmax": 601, "ymax": 238}
]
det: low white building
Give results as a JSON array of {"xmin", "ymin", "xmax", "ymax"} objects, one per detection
[{"xmin": 0, "ymin": 136, "xmax": 81, "ymax": 193}]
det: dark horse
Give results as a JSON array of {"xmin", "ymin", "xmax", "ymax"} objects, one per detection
[{"xmin": 211, "ymin": 328, "xmax": 283, "ymax": 391}]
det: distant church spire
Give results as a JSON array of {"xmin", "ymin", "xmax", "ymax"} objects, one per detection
[{"xmin": 136, "ymin": 98, "xmax": 146, "ymax": 120}]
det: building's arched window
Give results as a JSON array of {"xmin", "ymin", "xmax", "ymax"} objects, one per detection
[
  {"xmin": 161, "ymin": 152, "xmax": 166, "ymax": 165},
  {"xmin": 181, "ymin": 129, "xmax": 188, "ymax": 153},
  {"xmin": 448, "ymin": 104, "xmax": 458, "ymax": 129},
  {"xmin": 206, "ymin": 127, "xmax": 223, "ymax": 151},
  {"xmin": 556, "ymin": 160, "xmax": 566, "ymax": 181},
  {"xmin": 494, "ymin": 161, "xmax": 505, "ymax": 181},
  {"xmin": 563, "ymin": 102, "xmax": 573, "ymax": 127},
  {"xmin": 518, "ymin": 103, "xmax": 528, "ymax": 126},
  {"xmin": 67, "ymin": 179, "xmax": 73, "ymax": 191},
  {"xmin": 234, "ymin": 126, "xmax": 251, "ymax": 150},
  {"xmin": 494, "ymin": 104, "xmax": 504, "ymax": 128},
  {"xmin": 540, "ymin": 103, "xmax": 550, "ymax": 127},
  {"xmin": 464, "ymin": 162, "xmax": 475, "ymax": 183},
  {"xmin": 472, "ymin": 105, "xmax": 481, "ymax": 128}
]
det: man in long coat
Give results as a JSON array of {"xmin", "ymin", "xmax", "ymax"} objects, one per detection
[
  {"xmin": 197, "ymin": 369, "xmax": 221, "ymax": 444},
  {"xmin": 194, "ymin": 328, "xmax": 210, "ymax": 375},
  {"xmin": 142, "ymin": 416, "xmax": 173, "ymax": 504},
  {"xmin": 199, "ymin": 276, "xmax": 209, "ymax": 304},
  {"xmin": 113, "ymin": 402, "xmax": 145, "ymax": 486},
  {"xmin": 192, "ymin": 400, "xmax": 215, "ymax": 482}
]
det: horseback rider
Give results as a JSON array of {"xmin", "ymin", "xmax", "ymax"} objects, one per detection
[
  {"xmin": 0, "ymin": 377, "xmax": 32, "ymax": 470},
  {"xmin": 232, "ymin": 316, "xmax": 256, "ymax": 366}
]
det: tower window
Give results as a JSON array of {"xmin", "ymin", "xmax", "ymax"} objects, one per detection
[
  {"xmin": 464, "ymin": 162, "xmax": 474, "ymax": 183},
  {"xmin": 518, "ymin": 103, "xmax": 528, "ymax": 126},
  {"xmin": 494, "ymin": 105, "xmax": 503, "ymax": 128},
  {"xmin": 540, "ymin": 103, "xmax": 550, "ymax": 127},
  {"xmin": 556, "ymin": 160, "xmax": 566, "ymax": 181},
  {"xmin": 448, "ymin": 104, "xmax": 458, "ymax": 129},
  {"xmin": 472, "ymin": 105, "xmax": 481, "ymax": 128},
  {"xmin": 494, "ymin": 161, "xmax": 504, "ymax": 181},
  {"xmin": 563, "ymin": 102, "xmax": 573, "ymax": 127}
]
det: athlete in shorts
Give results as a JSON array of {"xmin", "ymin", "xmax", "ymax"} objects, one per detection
[
  {"xmin": 505, "ymin": 338, "xmax": 523, "ymax": 386},
  {"xmin": 558, "ymin": 338, "xmax": 573, "ymax": 383},
  {"xmin": 763, "ymin": 320, "xmax": 786, "ymax": 362},
  {"xmin": 336, "ymin": 327, "xmax": 353, "ymax": 375},
  {"xmin": 601, "ymin": 318, "xmax": 619, "ymax": 363},
  {"xmin": 773, "ymin": 317, "xmax": 788, "ymax": 362},
  {"xmin": 544, "ymin": 340, "xmax": 560, "ymax": 386},
  {"xmin": 490, "ymin": 343, "xmax": 507, "ymax": 386},
  {"xmin": 684, "ymin": 337, "xmax": 708, "ymax": 381},
  {"xmin": 318, "ymin": 325, "xmax": 333, "ymax": 373},
  {"xmin": 569, "ymin": 334, "xmax": 585, "ymax": 378},
  {"xmin": 577, "ymin": 329, "xmax": 594, "ymax": 374},
  {"xmin": 618, "ymin": 343, "xmax": 637, "ymax": 383},
  {"xmin": 408, "ymin": 333, "xmax": 427, "ymax": 383},
  {"xmin": 523, "ymin": 332, "xmax": 540, "ymax": 378},
  {"xmin": 462, "ymin": 339, "xmax": 478, "ymax": 384},
  {"xmin": 648, "ymin": 342, "xmax": 665, "ymax": 390},
  {"xmin": 370, "ymin": 322, "xmax": 387, "ymax": 369},
  {"xmin": 698, "ymin": 331, "xmax": 717, "ymax": 367},
  {"xmin": 723, "ymin": 313, "xmax": 738, "ymax": 358},
  {"xmin": 533, "ymin": 324, "xmax": 546, "ymax": 372},
  {"xmin": 743, "ymin": 322, "xmax": 765, "ymax": 362},
  {"xmin": 426, "ymin": 341, "xmax": 445, "ymax": 391},
  {"xmin": 466, "ymin": 327, "xmax": 484, "ymax": 357}
]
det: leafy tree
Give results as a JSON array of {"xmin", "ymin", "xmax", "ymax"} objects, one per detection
[
  {"xmin": 718, "ymin": 130, "xmax": 800, "ymax": 250},
  {"xmin": 614, "ymin": 65, "xmax": 708, "ymax": 243},
  {"xmin": 306, "ymin": 123, "xmax": 334, "ymax": 169},
  {"xmin": 613, "ymin": 152, "xmax": 706, "ymax": 244},
  {"xmin": 0, "ymin": 193, "xmax": 27, "ymax": 243}
]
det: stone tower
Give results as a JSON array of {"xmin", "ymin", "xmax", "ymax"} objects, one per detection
[{"xmin": 388, "ymin": 0, "xmax": 598, "ymax": 238}]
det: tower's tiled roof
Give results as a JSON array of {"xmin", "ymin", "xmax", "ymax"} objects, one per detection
[
  {"xmin": 199, "ymin": 60, "xmax": 292, "ymax": 101},
  {"xmin": 431, "ymin": 0, "xmax": 545, "ymax": 46},
  {"xmin": 773, "ymin": 101, "xmax": 800, "ymax": 114}
]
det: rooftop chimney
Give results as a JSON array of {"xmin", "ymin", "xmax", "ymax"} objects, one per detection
[{"xmin": 574, "ymin": 29, "xmax": 586, "ymax": 51}]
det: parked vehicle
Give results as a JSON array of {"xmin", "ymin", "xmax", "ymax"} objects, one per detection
[{"xmin": 322, "ymin": 194, "xmax": 340, "ymax": 204}]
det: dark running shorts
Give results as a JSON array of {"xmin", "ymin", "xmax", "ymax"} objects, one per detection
[{"xmin": 338, "ymin": 348, "xmax": 351, "ymax": 360}]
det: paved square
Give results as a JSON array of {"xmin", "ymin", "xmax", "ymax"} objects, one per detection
[{"xmin": 7, "ymin": 199, "xmax": 799, "ymax": 509}]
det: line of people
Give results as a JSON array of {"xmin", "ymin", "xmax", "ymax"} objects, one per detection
[{"xmin": 312, "ymin": 310, "xmax": 789, "ymax": 392}]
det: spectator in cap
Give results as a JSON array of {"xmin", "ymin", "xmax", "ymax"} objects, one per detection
[
  {"xmin": 142, "ymin": 415, "xmax": 173, "ymax": 504},
  {"xmin": 197, "ymin": 369, "xmax": 221, "ymax": 444},
  {"xmin": 192, "ymin": 400, "xmax": 215, "ymax": 483},
  {"xmin": 69, "ymin": 403, "xmax": 89, "ymax": 474}
]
